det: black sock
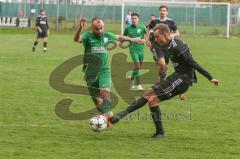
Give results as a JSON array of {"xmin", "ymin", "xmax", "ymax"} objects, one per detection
[
  {"xmin": 117, "ymin": 97, "xmax": 148, "ymax": 119},
  {"xmin": 127, "ymin": 96, "xmax": 148, "ymax": 113},
  {"xmin": 33, "ymin": 41, "xmax": 38, "ymax": 47},
  {"xmin": 150, "ymin": 106, "xmax": 164, "ymax": 134},
  {"xmin": 43, "ymin": 42, "xmax": 47, "ymax": 48}
]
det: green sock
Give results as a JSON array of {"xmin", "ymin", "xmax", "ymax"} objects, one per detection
[
  {"xmin": 102, "ymin": 99, "xmax": 111, "ymax": 115},
  {"xmin": 131, "ymin": 69, "xmax": 138, "ymax": 80},
  {"xmin": 135, "ymin": 69, "xmax": 140, "ymax": 85}
]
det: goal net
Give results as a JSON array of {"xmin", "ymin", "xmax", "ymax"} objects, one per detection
[{"xmin": 121, "ymin": 1, "xmax": 230, "ymax": 38}]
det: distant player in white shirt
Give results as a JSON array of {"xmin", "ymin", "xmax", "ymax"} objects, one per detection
[{"xmin": 125, "ymin": 10, "xmax": 132, "ymax": 27}]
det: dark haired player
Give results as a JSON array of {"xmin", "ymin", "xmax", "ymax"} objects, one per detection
[
  {"xmin": 123, "ymin": 13, "xmax": 146, "ymax": 90},
  {"xmin": 146, "ymin": 5, "xmax": 180, "ymax": 65},
  {"xmin": 32, "ymin": 9, "xmax": 49, "ymax": 52},
  {"xmin": 110, "ymin": 24, "xmax": 219, "ymax": 139}
]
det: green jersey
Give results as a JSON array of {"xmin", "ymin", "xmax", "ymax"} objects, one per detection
[
  {"xmin": 81, "ymin": 32, "xmax": 117, "ymax": 72},
  {"xmin": 123, "ymin": 24, "xmax": 146, "ymax": 52}
]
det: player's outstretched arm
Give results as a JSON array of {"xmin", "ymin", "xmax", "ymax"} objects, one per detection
[
  {"xmin": 74, "ymin": 18, "xmax": 86, "ymax": 42},
  {"xmin": 117, "ymin": 35, "xmax": 145, "ymax": 44},
  {"xmin": 180, "ymin": 50, "xmax": 219, "ymax": 86},
  {"xmin": 145, "ymin": 27, "xmax": 152, "ymax": 47}
]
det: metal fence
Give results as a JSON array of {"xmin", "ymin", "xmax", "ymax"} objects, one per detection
[{"xmin": 0, "ymin": 1, "xmax": 240, "ymax": 36}]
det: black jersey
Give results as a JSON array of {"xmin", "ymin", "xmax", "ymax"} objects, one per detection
[
  {"xmin": 166, "ymin": 37, "xmax": 213, "ymax": 85},
  {"xmin": 36, "ymin": 15, "xmax": 49, "ymax": 31},
  {"xmin": 148, "ymin": 17, "xmax": 177, "ymax": 32},
  {"xmin": 150, "ymin": 41, "xmax": 169, "ymax": 64},
  {"xmin": 148, "ymin": 18, "xmax": 178, "ymax": 62}
]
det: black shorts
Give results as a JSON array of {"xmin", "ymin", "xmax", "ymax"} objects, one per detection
[
  {"xmin": 152, "ymin": 72, "xmax": 190, "ymax": 101},
  {"xmin": 37, "ymin": 31, "xmax": 48, "ymax": 38}
]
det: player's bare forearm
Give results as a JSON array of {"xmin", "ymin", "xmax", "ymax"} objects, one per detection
[
  {"xmin": 158, "ymin": 57, "xmax": 167, "ymax": 79},
  {"xmin": 133, "ymin": 38, "xmax": 145, "ymax": 44},
  {"xmin": 37, "ymin": 26, "xmax": 42, "ymax": 32},
  {"xmin": 145, "ymin": 27, "xmax": 150, "ymax": 41},
  {"xmin": 117, "ymin": 35, "xmax": 144, "ymax": 43},
  {"xmin": 74, "ymin": 27, "xmax": 82, "ymax": 42},
  {"xmin": 117, "ymin": 35, "xmax": 130, "ymax": 42},
  {"xmin": 74, "ymin": 18, "xmax": 86, "ymax": 42},
  {"xmin": 145, "ymin": 28, "xmax": 151, "ymax": 47}
]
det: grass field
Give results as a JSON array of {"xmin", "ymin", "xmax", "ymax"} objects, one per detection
[{"xmin": 0, "ymin": 29, "xmax": 240, "ymax": 159}]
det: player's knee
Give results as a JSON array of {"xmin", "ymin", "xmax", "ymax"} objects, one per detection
[
  {"xmin": 134, "ymin": 64, "xmax": 140, "ymax": 69},
  {"xmin": 95, "ymin": 97, "xmax": 103, "ymax": 106},
  {"xmin": 143, "ymin": 93, "xmax": 149, "ymax": 100},
  {"xmin": 100, "ymin": 89, "xmax": 110, "ymax": 100},
  {"xmin": 143, "ymin": 89, "xmax": 155, "ymax": 99},
  {"xmin": 148, "ymin": 96, "xmax": 159, "ymax": 107}
]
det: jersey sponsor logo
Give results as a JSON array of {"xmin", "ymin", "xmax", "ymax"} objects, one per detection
[
  {"xmin": 91, "ymin": 46, "xmax": 107, "ymax": 54},
  {"xmin": 137, "ymin": 29, "xmax": 141, "ymax": 34},
  {"xmin": 40, "ymin": 21, "xmax": 47, "ymax": 24}
]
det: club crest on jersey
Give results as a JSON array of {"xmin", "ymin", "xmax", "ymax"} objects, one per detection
[
  {"xmin": 137, "ymin": 29, "xmax": 141, "ymax": 34},
  {"xmin": 104, "ymin": 37, "xmax": 108, "ymax": 43}
]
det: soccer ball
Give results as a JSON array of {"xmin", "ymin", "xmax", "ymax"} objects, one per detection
[{"xmin": 89, "ymin": 115, "xmax": 107, "ymax": 132}]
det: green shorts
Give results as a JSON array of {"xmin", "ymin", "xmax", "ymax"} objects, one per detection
[
  {"xmin": 130, "ymin": 51, "xmax": 144, "ymax": 62},
  {"xmin": 85, "ymin": 68, "xmax": 111, "ymax": 98}
]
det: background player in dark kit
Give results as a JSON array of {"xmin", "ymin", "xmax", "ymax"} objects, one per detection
[
  {"xmin": 32, "ymin": 9, "xmax": 49, "ymax": 52},
  {"xmin": 146, "ymin": 5, "xmax": 180, "ymax": 67}
]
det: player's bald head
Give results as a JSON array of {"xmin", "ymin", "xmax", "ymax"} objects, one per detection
[
  {"xmin": 91, "ymin": 17, "xmax": 104, "ymax": 36},
  {"xmin": 92, "ymin": 17, "xmax": 104, "ymax": 26}
]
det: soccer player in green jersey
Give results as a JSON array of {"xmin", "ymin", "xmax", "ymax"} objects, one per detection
[
  {"xmin": 123, "ymin": 13, "xmax": 146, "ymax": 90},
  {"xmin": 74, "ymin": 17, "xmax": 142, "ymax": 125}
]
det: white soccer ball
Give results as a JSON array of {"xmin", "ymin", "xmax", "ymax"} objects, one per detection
[{"xmin": 89, "ymin": 115, "xmax": 107, "ymax": 132}]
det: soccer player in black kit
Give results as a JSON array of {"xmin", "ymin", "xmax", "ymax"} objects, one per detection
[
  {"xmin": 146, "ymin": 5, "xmax": 180, "ymax": 65},
  {"xmin": 110, "ymin": 24, "xmax": 220, "ymax": 139},
  {"xmin": 32, "ymin": 9, "xmax": 49, "ymax": 52}
]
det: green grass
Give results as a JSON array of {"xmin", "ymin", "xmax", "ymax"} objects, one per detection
[{"xmin": 0, "ymin": 30, "xmax": 240, "ymax": 159}]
